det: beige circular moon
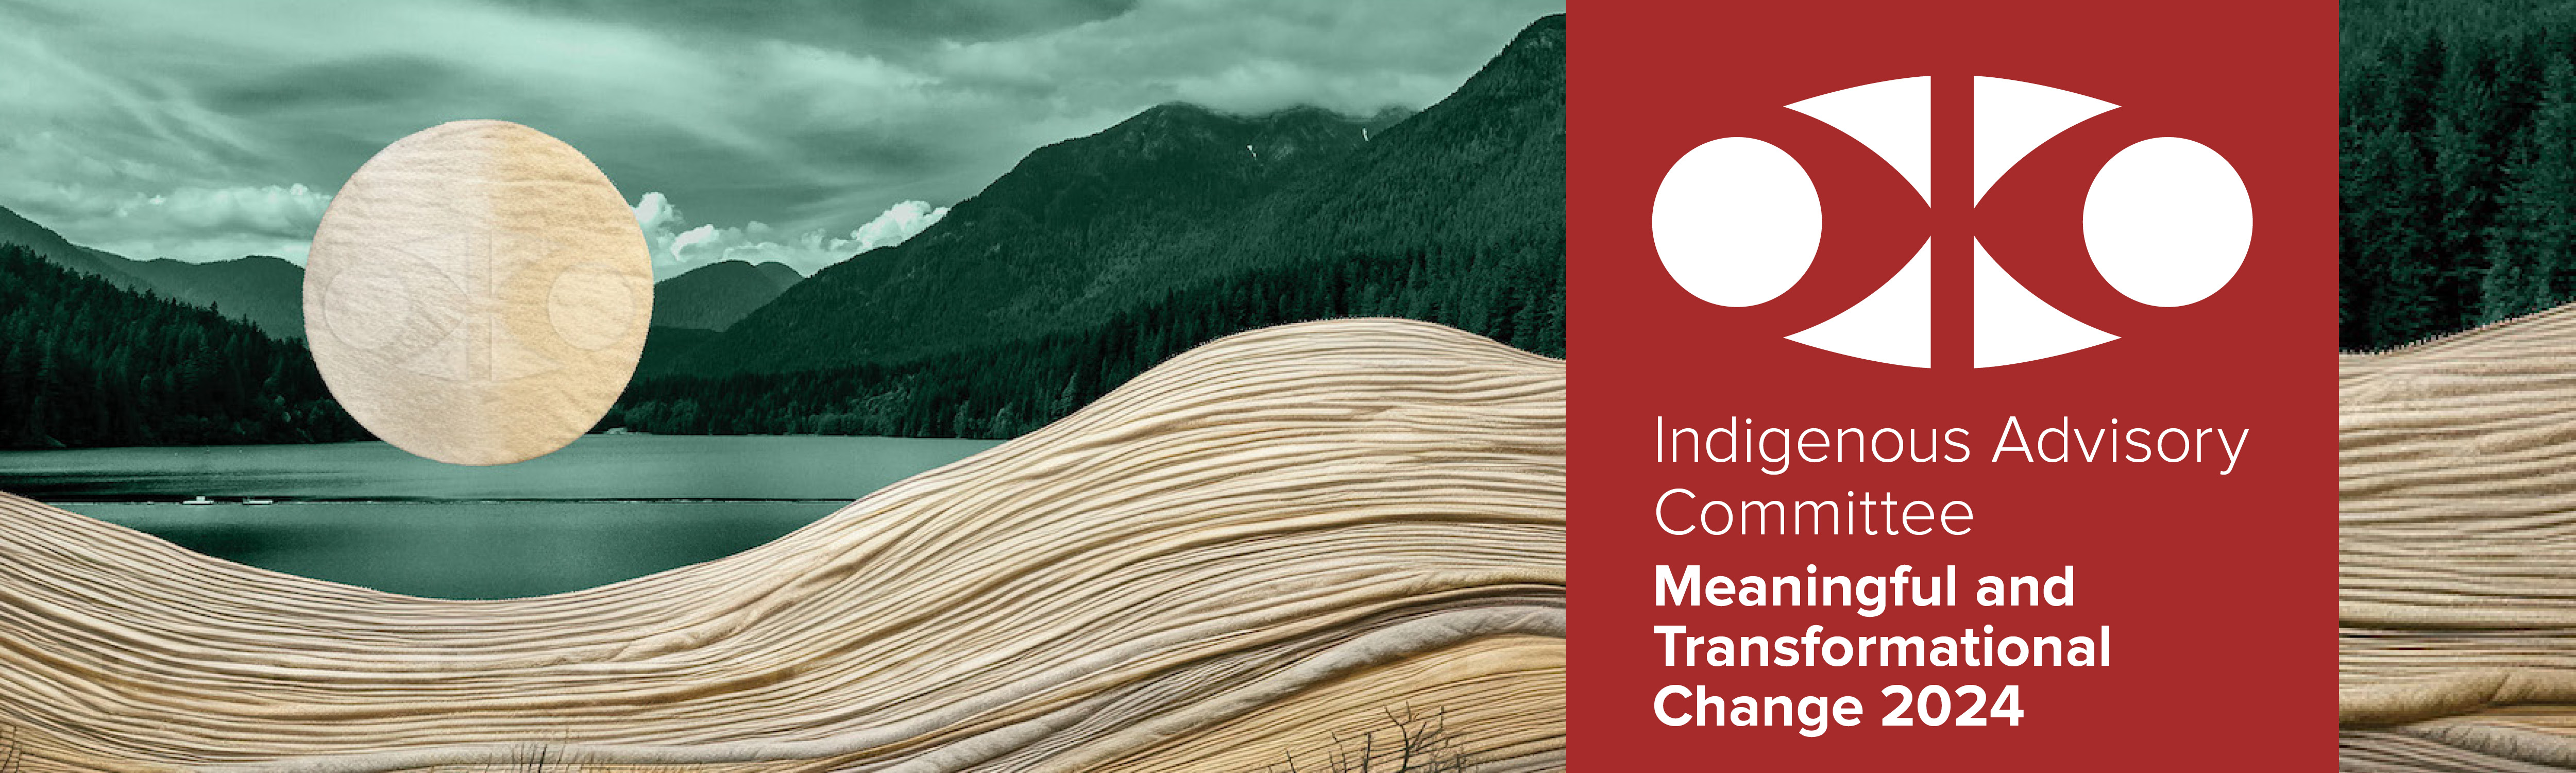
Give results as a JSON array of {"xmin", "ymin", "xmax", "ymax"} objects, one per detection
[{"xmin": 305, "ymin": 120, "xmax": 653, "ymax": 466}]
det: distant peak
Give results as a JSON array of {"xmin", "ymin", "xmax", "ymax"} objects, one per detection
[
  {"xmin": 1496, "ymin": 13, "xmax": 1566, "ymax": 63},
  {"xmin": 1517, "ymin": 13, "xmax": 1566, "ymax": 42},
  {"xmin": 663, "ymin": 259, "xmax": 764, "ymax": 281},
  {"xmin": 1133, "ymin": 101, "xmax": 1403, "ymax": 131}
]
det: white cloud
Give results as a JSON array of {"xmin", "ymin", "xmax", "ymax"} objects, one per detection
[
  {"xmin": 0, "ymin": 177, "xmax": 334, "ymax": 262},
  {"xmin": 633, "ymin": 193, "xmax": 950, "ymax": 279},
  {"xmin": 850, "ymin": 200, "xmax": 949, "ymax": 252},
  {"xmin": 668, "ymin": 224, "xmax": 720, "ymax": 258},
  {"xmin": 632, "ymin": 191, "xmax": 681, "ymax": 234}
]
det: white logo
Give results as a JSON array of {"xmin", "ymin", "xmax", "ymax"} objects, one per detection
[{"xmin": 1652, "ymin": 77, "xmax": 2252, "ymax": 368}]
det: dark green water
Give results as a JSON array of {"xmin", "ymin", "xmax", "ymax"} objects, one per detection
[{"xmin": 0, "ymin": 434, "xmax": 999, "ymax": 599}]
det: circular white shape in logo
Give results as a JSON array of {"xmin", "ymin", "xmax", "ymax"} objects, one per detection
[
  {"xmin": 2083, "ymin": 137, "xmax": 2252, "ymax": 307},
  {"xmin": 1652, "ymin": 137, "xmax": 1821, "ymax": 307}
]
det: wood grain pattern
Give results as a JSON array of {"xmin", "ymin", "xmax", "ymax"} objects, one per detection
[
  {"xmin": 2344, "ymin": 307, "xmax": 2576, "ymax": 769},
  {"xmin": 0, "ymin": 318, "xmax": 1564, "ymax": 772}
]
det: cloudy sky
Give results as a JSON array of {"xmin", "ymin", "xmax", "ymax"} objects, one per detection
[{"xmin": 0, "ymin": 0, "xmax": 1560, "ymax": 278}]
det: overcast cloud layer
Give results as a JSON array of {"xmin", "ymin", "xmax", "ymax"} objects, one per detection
[{"xmin": 0, "ymin": 0, "xmax": 1558, "ymax": 276}]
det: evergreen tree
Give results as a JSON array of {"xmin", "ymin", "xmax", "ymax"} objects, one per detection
[
  {"xmin": 0, "ymin": 245, "xmax": 368, "ymax": 448},
  {"xmin": 2485, "ymin": 57, "xmax": 2576, "ymax": 321},
  {"xmin": 613, "ymin": 240, "xmax": 1564, "ymax": 439},
  {"xmin": 2342, "ymin": 2, "xmax": 2576, "ymax": 347}
]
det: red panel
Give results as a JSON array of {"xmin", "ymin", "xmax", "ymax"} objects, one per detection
[{"xmin": 1567, "ymin": 2, "xmax": 2337, "ymax": 767}]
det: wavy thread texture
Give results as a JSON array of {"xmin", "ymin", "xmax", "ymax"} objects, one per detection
[
  {"xmin": 2342, "ymin": 305, "xmax": 2576, "ymax": 769},
  {"xmin": 0, "ymin": 318, "xmax": 1566, "ymax": 773}
]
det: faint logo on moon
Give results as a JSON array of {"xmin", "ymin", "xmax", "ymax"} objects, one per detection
[{"xmin": 306, "ymin": 120, "xmax": 653, "ymax": 465}]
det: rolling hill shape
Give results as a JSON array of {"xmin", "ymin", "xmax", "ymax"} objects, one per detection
[
  {"xmin": 647, "ymin": 259, "xmax": 805, "ymax": 331},
  {"xmin": 663, "ymin": 13, "xmax": 1563, "ymax": 376},
  {"xmin": 0, "ymin": 245, "xmax": 364, "ymax": 448},
  {"xmin": 0, "ymin": 204, "xmax": 802, "ymax": 344},
  {"xmin": 2340, "ymin": 307, "xmax": 2576, "ymax": 770},
  {"xmin": 0, "ymin": 206, "xmax": 305, "ymax": 339},
  {"xmin": 0, "ymin": 318, "xmax": 1565, "ymax": 772}
]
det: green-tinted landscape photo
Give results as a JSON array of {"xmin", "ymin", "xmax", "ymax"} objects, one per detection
[
  {"xmin": 2340, "ymin": 3, "xmax": 2576, "ymax": 772},
  {"xmin": 0, "ymin": 4, "xmax": 1569, "ymax": 770},
  {"xmin": 0, "ymin": 3, "xmax": 1564, "ymax": 597},
  {"xmin": 2343, "ymin": 0, "xmax": 2576, "ymax": 350}
]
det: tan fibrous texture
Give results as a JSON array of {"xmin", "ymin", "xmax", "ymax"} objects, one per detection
[
  {"xmin": 305, "ymin": 120, "xmax": 652, "ymax": 466},
  {"xmin": 0, "ymin": 318, "xmax": 1565, "ymax": 773},
  {"xmin": 2342, "ymin": 308, "xmax": 2576, "ymax": 769}
]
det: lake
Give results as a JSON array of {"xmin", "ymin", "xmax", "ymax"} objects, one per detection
[{"xmin": 0, "ymin": 434, "xmax": 1001, "ymax": 599}]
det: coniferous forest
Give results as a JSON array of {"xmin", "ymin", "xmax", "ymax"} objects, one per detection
[
  {"xmin": 0, "ymin": 231, "xmax": 1560, "ymax": 447},
  {"xmin": 50, "ymin": 1, "xmax": 2574, "ymax": 440},
  {"xmin": 1, "ymin": 15, "xmax": 1565, "ymax": 448},
  {"xmin": 2343, "ymin": 0, "xmax": 2576, "ymax": 350},
  {"xmin": 609, "ymin": 237, "xmax": 1564, "ymax": 439},
  {"xmin": 0, "ymin": 245, "xmax": 366, "ymax": 448},
  {"xmin": 31, "ymin": 5, "xmax": 2576, "ymax": 441}
]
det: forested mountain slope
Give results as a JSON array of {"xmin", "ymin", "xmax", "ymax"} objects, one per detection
[
  {"xmin": 0, "ymin": 204, "xmax": 307, "ymax": 339},
  {"xmin": 0, "ymin": 244, "xmax": 363, "ymax": 448},
  {"xmin": 666, "ymin": 14, "xmax": 1562, "ymax": 376},
  {"xmin": 649, "ymin": 259, "xmax": 805, "ymax": 332}
]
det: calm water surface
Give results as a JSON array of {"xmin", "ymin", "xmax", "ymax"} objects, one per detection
[{"xmin": 0, "ymin": 434, "xmax": 1000, "ymax": 598}]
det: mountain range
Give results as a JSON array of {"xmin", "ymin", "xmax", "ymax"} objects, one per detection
[
  {"xmin": 608, "ymin": 13, "xmax": 1563, "ymax": 438},
  {"xmin": 0, "ymin": 244, "xmax": 364, "ymax": 448},
  {"xmin": 657, "ymin": 13, "xmax": 1563, "ymax": 376},
  {"xmin": 0, "ymin": 13, "xmax": 1564, "ymax": 444},
  {"xmin": 0, "ymin": 207, "xmax": 307, "ymax": 338},
  {"xmin": 648, "ymin": 259, "xmax": 805, "ymax": 331},
  {"xmin": 0, "ymin": 199, "xmax": 807, "ymax": 342}
]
